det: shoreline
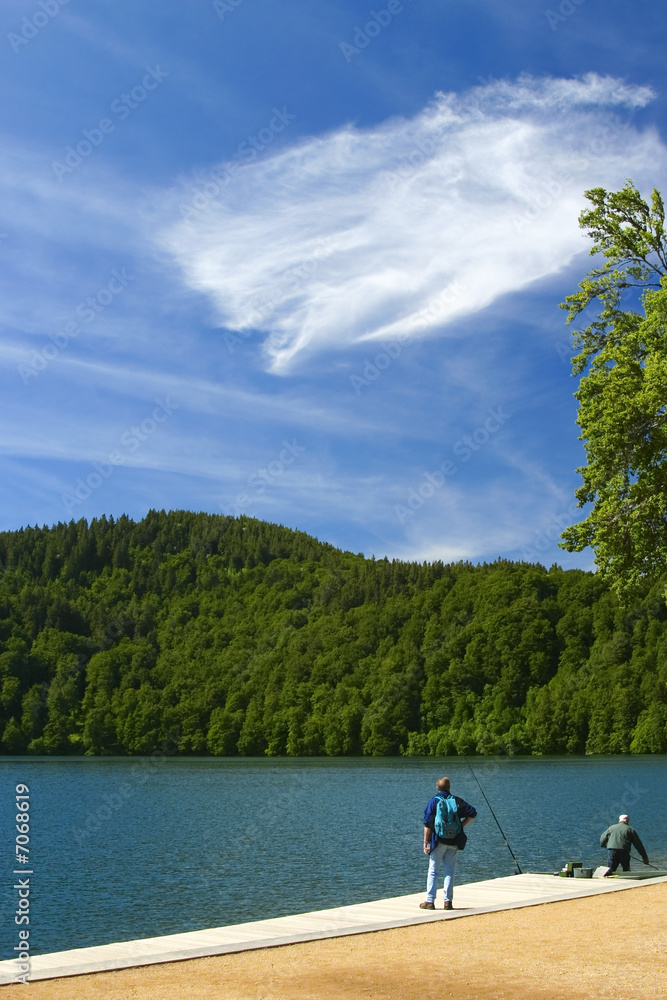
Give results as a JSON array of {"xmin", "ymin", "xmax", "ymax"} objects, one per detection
[{"xmin": 2, "ymin": 878, "xmax": 665, "ymax": 999}]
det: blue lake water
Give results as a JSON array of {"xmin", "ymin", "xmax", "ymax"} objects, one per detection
[{"xmin": 1, "ymin": 755, "xmax": 666, "ymax": 959}]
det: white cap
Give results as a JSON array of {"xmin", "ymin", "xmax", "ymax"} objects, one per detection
[{"xmin": 619, "ymin": 814, "xmax": 629, "ymax": 823}]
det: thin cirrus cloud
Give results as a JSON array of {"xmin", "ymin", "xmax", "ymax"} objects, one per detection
[
  {"xmin": 157, "ymin": 74, "xmax": 663, "ymax": 373},
  {"xmin": 390, "ymin": 498, "xmax": 543, "ymax": 565}
]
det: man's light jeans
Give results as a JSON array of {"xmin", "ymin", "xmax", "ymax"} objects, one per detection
[{"xmin": 426, "ymin": 842, "xmax": 458, "ymax": 903}]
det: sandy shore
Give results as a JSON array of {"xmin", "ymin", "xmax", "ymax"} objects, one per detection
[{"xmin": 3, "ymin": 881, "xmax": 665, "ymax": 999}]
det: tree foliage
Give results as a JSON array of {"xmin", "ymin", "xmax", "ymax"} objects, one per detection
[
  {"xmin": 559, "ymin": 181, "xmax": 667, "ymax": 595},
  {"xmin": 0, "ymin": 510, "xmax": 666, "ymax": 757}
]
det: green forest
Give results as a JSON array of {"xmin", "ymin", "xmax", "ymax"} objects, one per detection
[{"xmin": 1, "ymin": 509, "xmax": 666, "ymax": 757}]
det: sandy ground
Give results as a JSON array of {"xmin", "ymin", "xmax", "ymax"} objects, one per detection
[{"xmin": 3, "ymin": 882, "xmax": 666, "ymax": 1000}]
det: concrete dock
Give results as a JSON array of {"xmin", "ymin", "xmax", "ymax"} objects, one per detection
[{"xmin": 1, "ymin": 871, "xmax": 665, "ymax": 985}]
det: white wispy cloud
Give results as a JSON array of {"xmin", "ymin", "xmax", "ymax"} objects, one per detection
[
  {"xmin": 157, "ymin": 74, "xmax": 663, "ymax": 372},
  {"xmin": 385, "ymin": 480, "xmax": 551, "ymax": 565}
]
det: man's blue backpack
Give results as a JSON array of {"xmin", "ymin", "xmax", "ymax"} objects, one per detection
[{"xmin": 434, "ymin": 794, "xmax": 462, "ymax": 841}]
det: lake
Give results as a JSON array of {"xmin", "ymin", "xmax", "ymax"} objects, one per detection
[{"xmin": 1, "ymin": 755, "xmax": 665, "ymax": 959}]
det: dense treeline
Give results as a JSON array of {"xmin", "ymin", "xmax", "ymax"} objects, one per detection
[{"xmin": 0, "ymin": 510, "xmax": 666, "ymax": 756}]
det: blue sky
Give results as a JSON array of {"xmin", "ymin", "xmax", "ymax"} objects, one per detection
[{"xmin": 1, "ymin": 0, "xmax": 666, "ymax": 568}]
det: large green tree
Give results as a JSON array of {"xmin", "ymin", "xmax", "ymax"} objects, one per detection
[{"xmin": 559, "ymin": 181, "xmax": 667, "ymax": 596}]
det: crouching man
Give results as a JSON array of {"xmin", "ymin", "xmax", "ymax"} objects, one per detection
[{"xmin": 600, "ymin": 814, "xmax": 649, "ymax": 875}]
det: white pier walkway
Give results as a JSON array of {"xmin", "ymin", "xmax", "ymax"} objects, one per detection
[{"xmin": 1, "ymin": 871, "xmax": 665, "ymax": 984}]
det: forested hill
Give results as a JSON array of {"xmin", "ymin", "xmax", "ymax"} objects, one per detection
[{"xmin": 1, "ymin": 510, "xmax": 666, "ymax": 757}]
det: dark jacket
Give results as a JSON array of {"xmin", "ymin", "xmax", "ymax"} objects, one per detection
[{"xmin": 600, "ymin": 822, "xmax": 647, "ymax": 858}]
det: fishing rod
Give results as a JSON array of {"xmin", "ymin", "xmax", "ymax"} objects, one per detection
[
  {"xmin": 464, "ymin": 757, "xmax": 522, "ymax": 875},
  {"xmin": 631, "ymin": 854, "xmax": 663, "ymax": 871}
]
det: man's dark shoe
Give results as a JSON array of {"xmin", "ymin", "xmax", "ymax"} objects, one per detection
[
  {"xmin": 419, "ymin": 900, "xmax": 435, "ymax": 910},
  {"xmin": 444, "ymin": 900, "xmax": 453, "ymax": 910}
]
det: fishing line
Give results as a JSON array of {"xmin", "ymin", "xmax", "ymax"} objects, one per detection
[{"xmin": 463, "ymin": 757, "xmax": 522, "ymax": 875}]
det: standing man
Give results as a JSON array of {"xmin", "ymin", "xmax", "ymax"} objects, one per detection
[
  {"xmin": 420, "ymin": 776, "xmax": 476, "ymax": 911},
  {"xmin": 600, "ymin": 814, "xmax": 650, "ymax": 875}
]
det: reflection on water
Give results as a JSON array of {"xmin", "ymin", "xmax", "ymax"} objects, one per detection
[{"xmin": 0, "ymin": 755, "xmax": 665, "ymax": 957}]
